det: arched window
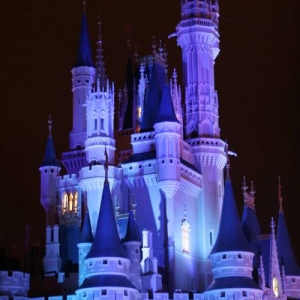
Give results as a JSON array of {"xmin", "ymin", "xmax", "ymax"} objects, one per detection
[
  {"xmin": 181, "ymin": 219, "xmax": 191, "ymax": 253},
  {"xmin": 62, "ymin": 193, "xmax": 68, "ymax": 214},
  {"xmin": 68, "ymin": 193, "xmax": 73, "ymax": 212},
  {"xmin": 74, "ymin": 192, "xmax": 78, "ymax": 213}
]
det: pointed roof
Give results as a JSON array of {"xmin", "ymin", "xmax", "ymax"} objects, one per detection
[
  {"xmin": 74, "ymin": 6, "xmax": 94, "ymax": 68},
  {"xmin": 41, "ymin": 116, "xmax": 60, "ymax": 167},
  {"xmin": 211, "ymin": 167, "xmax": 250, "ymax": 254},
  {"xmin": 85, "ymin": 179, "xmax": 126, "ymax": 259},
  {"xmin": 241, "ymin": 179, "xmax": 261, "ymax": 247},
  {"xmin": 155, "ymin": 73, "xmax": 179, "ymax": 124},
  {"xmin": 123, "ymin": 210, "xmax": 140, "ymax": 243},
  {"xmin": 140, "ymin": 63, "xmax": 164, "ymax": 131},
  {"xmin": 79, "ymin": 210, "xmax": 93, "ymax": 244},
  {"xmin": 276, "ymin": 179, "xmax": 300, "ymax": 275}
]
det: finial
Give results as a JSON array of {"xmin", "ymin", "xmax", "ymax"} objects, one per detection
[
  {"xmin": 242, "ymin": 176, "xmax": 248, "ymax": 193},
  {"xmin": 134, "ymin": 45, "xmax": 139, "ymax": 63},
  {"xmin": 48, "ymin": 115, "xmax": 53, "ymax": 137},
  {"xmin": 82, "ymin": 0, "xmax": 86, "ymax": 15},
  {"xmin": 270, "ymin": 217, "xmax": 276, "ymax": 235},
  {"xmin": 250, "ymin": 181, "xmax": 256, "ymax": 196},
  {"xmin": 152, "ymin": 36, "xmax": 157, "ymax": 54},
  {"xmin": 104, "ymin": 145, "xmax": 108, "ymax": 183},
  {"xmin": 123, "ymin": 21, "xmax": 133, "ymax": 50},
  {"xmin": 173, "ymin": 69, "xmax": 178, "ymax": 84},
  {"xmin": 278, "ymin": 176, "xmax": 283, "ymax": 213}
]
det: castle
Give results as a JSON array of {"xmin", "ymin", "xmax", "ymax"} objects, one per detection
[{"xmin": 0, "ymin": 0, "xmax": 299, "ymax": 299}]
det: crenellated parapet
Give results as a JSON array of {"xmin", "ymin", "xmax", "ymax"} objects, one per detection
[{"xmin": 0, "ymin": 271, "xmax": 30, "ymax": 297}]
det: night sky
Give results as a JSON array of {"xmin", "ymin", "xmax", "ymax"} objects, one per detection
[{"xmin": 1, "ymin": 0, "xmax": 300, "ymax": 262}]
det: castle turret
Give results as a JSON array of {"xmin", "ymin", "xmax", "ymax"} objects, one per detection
[
  {"xmin": 76, "ymin": 154, "xmax": 139, "ymax": 300},
  {"xmin": 70, "ymin": 0, "xmax": 95, "ymax": 149},
  {"xmin": 84, "ymin": 13, "xmax": 115, "ymax": 165},
  {"xmin": 140, "ymin": 229, "xmax": 162, "ymax": 293},
  {"xmin": 123, "ymin": 210, "xmax": 141, "ymax": 290},
  {"xmin": 176, "ymin": 1, "xmax": 226, "ymax": 281},
  {"xmin": 39, "ymin": 116, "xmax": 61, "ymax": 226},
  {"xmin": 77, "ymin": 209, "xmax": 93, "ymax": 286},
  {"xmin": 204, "ymin": 160, "xmax": 262, "ymax": 300},
  {"xmin": 154, "ymin": 71, "xmax": 181, "ymax": 293},
  {"xmin": 276, "ymin": 177, "xmax": 300, "ymax": 298}
]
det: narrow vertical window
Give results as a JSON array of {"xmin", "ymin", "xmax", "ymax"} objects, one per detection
[
  {"xmin": 62, "ymin": 193, "xmax": 68, "ymax": 214},
  {"xmin": 74, "ymin": 192, "xmax": 78, "ymax": 213},
  {"xmin": 209, "ymin": 231, "xmax": 213, "ymax": 246},
  {"xmin": 94, "ymin": 119, "xmax": 97, "ymax": 131},
  {"xmin": 68, "ymin": 193, "xmax": 73, "ymax": 212},
  {"xmin": 181, "ymin": 205, "xmax": 191, "ymax": 253},
  {"xmin": 100, "ymin": 118, "xmax": 104, "ymax": 130}
]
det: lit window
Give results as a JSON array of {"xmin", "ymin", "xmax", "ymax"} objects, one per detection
[
  {"xmin": 62, "ymin": 193, "xmax": 68, "ymax": 214},
  {"xmin": 68, "ymin": 193, "xmax": 73, "ymax": 212},
  {"xmin": 74, "ymin": 192, "xmax": 78, "ymax": 213},
  {"xmin": 181, "ymin": 219, "xmax": 191, "ymax": 253},
  {"xmin": 137, "ymin": 107, "xmax": 142, "ymax": 119}
]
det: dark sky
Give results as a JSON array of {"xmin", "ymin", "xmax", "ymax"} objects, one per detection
[{"xmin": 0, "ymin": 0, "xmax": 300, "ymax": 261}]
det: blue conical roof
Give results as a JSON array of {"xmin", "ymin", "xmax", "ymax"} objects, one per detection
[
  {"xmin": 74, "ymin": 13, "xmax": 94, "ymax": 67},
  {"xmin": 140, "ymin": 64, "xmax": 164, "ymax": 131},
  {"xmin": 155, "ymin": 78, "xmax": 179, "ymax": 124},
  {"xmin": 86, "ymin": 182, "xmax": 126, "ymax": 259},
  {"xmin": 241, "ymin": 206, "xmax": 261, "ymax": 244},
  {"xmin": 211, "ymin": 177, "xmax": 250, "ymax": 254},
  {"xmin": 41, "ymin": 136, "xmax": 60, "ymax": 167},
  {"xmin": 277, "ymin": 212, "xmax": 300, "ymax": 275},
  {"xmin": 123, "ymin": 210, "xmax": 140, "ymax": 243},
  {"xmin": 79, "ymin": 210, "xmax": 93, "ymax": 244}
]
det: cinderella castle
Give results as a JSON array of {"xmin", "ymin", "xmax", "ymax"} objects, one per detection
[{"xmin": 0, "ymin": 0, "xmax": 300, "ymax": 299}]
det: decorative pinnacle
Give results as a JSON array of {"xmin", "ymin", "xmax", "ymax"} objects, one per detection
[
  {"xmin": 270, "ymin": 217, "xmax": 276, "ymax": 235},
  {"xmin": 242, "ymin": 176, "xmax": 248, "ymax": 193},
  {"xmin": 104, "ymin": 145, "xmax": 108, "ymax": 183},
  {"xmin": 250, "ymin": 181, "xmax": 256, "ymax": 196},
  {"xmin": 48, "ymin": 115, "xmax": 53, "ymax": 137},
  {"xmin": 278, "ymin": 176, "xmax": 283, "ymax": 213},
  {"xmin": 172, "ymin": 69, "xmax": 178, "ymax": 84},
  {"xmin": 152, "ymin": 36, "xmax": 157, "ymax": 54},
  {"xmin": 82, "ymin": 0, "xmax": 86, "ymax": 15}
]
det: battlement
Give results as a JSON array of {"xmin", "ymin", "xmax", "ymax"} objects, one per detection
[
  {"xmin": 131, "ymin": 131, "xmax": 155, "ymax": 154},
  {"xmin": 2, "ymin": 292, "xmax": 205, "ymax": 300},
  {"xmin": 0, "ymin": 271, "xmax": 30, "ymax": 297}
]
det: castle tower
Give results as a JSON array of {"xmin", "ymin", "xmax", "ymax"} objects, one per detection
[
  {"xmin": 70, "ymin": 0, "xmax": 95, "ymax": 150},
  {"xmin": 77, "ymin": 209, "xmax": 93, "ymax": 286},
  {"xmin": 76, "ymin": 158, "xmax": 139, "ymax": 300},
  {"xmin": 276, "ymin": 178, "xmax": 300, "ymax": 298},
  {"xmin": 123, "ymin": 210, "xmax": 141, "ymax": 291},
  {"xmin": 269, "ymin": 218, "xmax": 286, "ymax": 300},
  {"xmin": 39, "ymin": 116, "xmax": 61, "ymax": 226},
  {"xmin": 204, "ymin": 162, "xmax": 262, "ymax": 300},
  {"xmin": 154, "ymin": 71, "xmax": 181, "ymax": 292},
  {"xmin": 85, "ymin": 13, "xmax": 115, "ymax": 165},
  {"xmin": 176, "ymin": 0, "xmax": 226, "ymax": 274},
  {"xmin": 241, "ymin": 178, "xmax": 262, "ymax": 269}
]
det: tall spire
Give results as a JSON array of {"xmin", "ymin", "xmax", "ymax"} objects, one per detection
[
  {"xmin": 41, "ymin": 115, "xmax": 60, "ymax": 167},
  {"xmin": 74, "ymin": 0, "xmax": 94, "ymax": 67},
  {"xmin": 85, "ymin": 159, "xmax": 126, "ymax": 259},
  {"xmin": 276, "ymin": 179, "xmax": 300, "ymax": 276},
  {"xmin": 95, "ymin": 9, "xmax": 106, "ymax": 87},
  {"xmin": 211, "ymin": 160, "xmax": 250, "ymax": 254},
  {"xmin": 79, "ymin": 209, "xmax": 93, "ymax": 243}
]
